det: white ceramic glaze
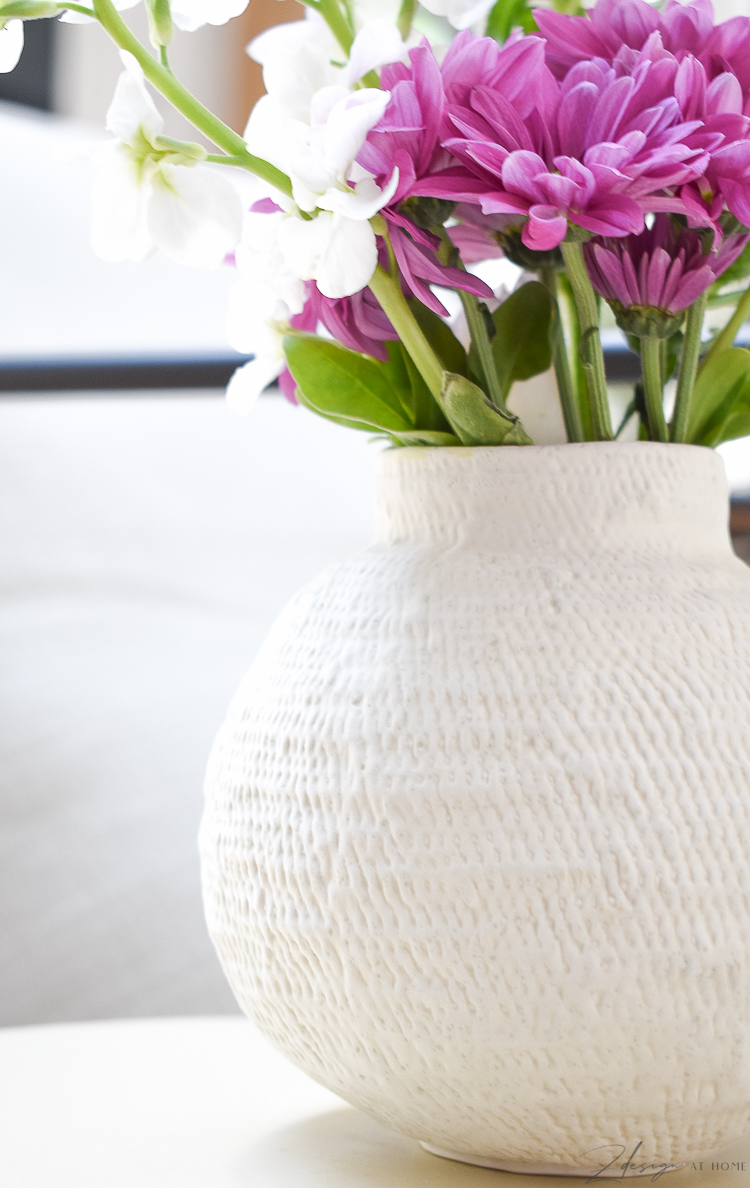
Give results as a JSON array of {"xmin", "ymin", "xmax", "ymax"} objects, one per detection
[{"xmin": 201, "ymin": 442, "xmax": 750, "ymax": 1176}]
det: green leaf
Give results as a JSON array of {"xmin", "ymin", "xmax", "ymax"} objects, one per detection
[
  {"xmin": 408, "ymin": 300, "xmax": 468, "ymax": 377},
  {"xmin": 440, "ymin": 372, "xmax": 533, "ymax": 446},
  {"xmin": 687, "ymin": 347, "xmax": 750, "ymax": 446},
  {"xmin": 486, "ymin": 0, "xmax": 537, "ymax": 41},
  {"xmin": 284, "ymin": 335, "xmax": 414, "ymax": 434},
  {"xmin": 491, "ymin": 282, "xmax": 554, "ymax": 401},
  {"xmin": 294, "ymin": 385, "xmax": 392, "ymax": 435}
]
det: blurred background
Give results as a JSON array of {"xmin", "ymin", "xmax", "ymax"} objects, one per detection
[{"xmin": 2, "ymin": 1, "xmax": 750, "ymax": 1031}]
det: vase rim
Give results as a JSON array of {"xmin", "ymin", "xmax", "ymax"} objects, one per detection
[{"xmin": 373, "ymin": 440, "xmax": 731, "ymax": 558}]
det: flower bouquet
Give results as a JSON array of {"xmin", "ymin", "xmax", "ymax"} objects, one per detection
[
  {"xmin": 5, "ymin": 0, "xmax": 750, "ymax": 453},
  {"xmin": 11, "ymin": 0, "xmax": 750, "ymax": 1175}
]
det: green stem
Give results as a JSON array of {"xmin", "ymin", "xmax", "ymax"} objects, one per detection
[
  {"xmin": 458, "ymin": 291, "xmax": 505, "ymax": 408},
  {"xmin": 306, "ymin": 0, "xmax": 354, "ymax": 54},
  {"xmin": 560, "ymin": 239, "xmax": 613, "ymax": 441},
  {"xmin": 397, "ymin": 0, "xmax": 418, "ymax": 38},
  {"xmin": 558, "ymin": 272, "xmax": 593, "ymax": 440},
  {"xmin": 540, "ymin": 266, "xmax": 582, "ymax": 443},
  {"xmin": 61, "ymin": 3, "xmax": 95, "ymax": 13},
  {"xmin": 699, "ymin": 282, "xmax": 750, "ymax": 373},
  {"xmin": 91, "ymin": 0, "xmax": 293, "ymax": 198},
  {"xmin": 640, "ymin": 336, "xmax": 668, "ymax": 442},
  {"xmin": 368, "ymin": 265, "xmax": 443, "ymax": 400},
  {"xmin": 670, "ymin": 291, "xmax": 707, "ymax": 444}
]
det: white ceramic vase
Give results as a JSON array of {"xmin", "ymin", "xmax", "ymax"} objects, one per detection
[{"xmin": 200, "ymin": 442, "xmax": 750, "ymax": 1176}]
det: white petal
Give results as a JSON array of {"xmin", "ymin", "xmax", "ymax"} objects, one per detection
[
  {"xmin": 340, "ymin": 20, "xmax": 409, "ymax": 88},
  {"xmin": 227, "ymin": 280, "xmax": 287, "ymax": 355},
  {"xmin": 107, "ymin": 52, "xmax": 163, "ymax": 146},
  {"xmin": 418, "ymin": 0, "xmax": 495, "ymax": 29},
  {"xmin": 90, "ymin": 146, "xmax": 155, "ymax": 263},
  {"xmin": 310, "ymin": 85, "xmax": 351, "ymax": 127},
  {"xmin": 277, "ymin": 211, "xmax": 334, "ymax": 282},
  {"xmin": 315, "ymin": 215, "xmax": 378, "ymax": 299},
  {"xmin": 256, "ymin": 33, "xmax": 337, "ymax": 123},
  {"xmin": 319, "ymin": 166, "xmax": 399, "ymax": 220},
  {"xmin": 146, "ymin": 163, "xmax": 243, "ymax": 269},
  {"xmin": 226, "ymin": 356, "xmax": 284, "ymax": 414},
  {"xmin": 236, "ymin": 211, "xmax": 306, "ymax": 312},
  {"xmin": 244, "ymin": 94, "xmax": 297, "ymax": 176},
  {"xmin": 322, "ymin": 88, "xmax": 391, "ymax": 182},
  {"xmin": 171, "ymin": 0, "xmax": 249, "ymax": 31},
  {"xmin": 0, "ymin": 20, "xmax": 22, "ymax": 74}
]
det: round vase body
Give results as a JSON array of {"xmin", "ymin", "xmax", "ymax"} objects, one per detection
[{"xmin": 201, "ymin": 443, "xmax": 750, "ymax": 1176}]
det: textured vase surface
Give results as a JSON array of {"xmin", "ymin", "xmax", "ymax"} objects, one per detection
[{"xmin": 201, "ymin": 442, "xmax": 750, "ymax": 1175}]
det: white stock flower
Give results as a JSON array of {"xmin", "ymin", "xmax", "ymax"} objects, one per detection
[
  {"xmin": 62, "ymin": 0, "xmax": 249, "ymax": 26},
  {"xmin": 248, "ymin": 16, "xmax": 408, "ymax": 124},
  {"xmin": 0, "ymin": 20, "xmax": 23, "ymax": 73},
  {"xmin": 245, "ymin": 29, "xmax": 403, "ymax": 299},
  {"xmin": 225, "ymin": 278, "xmax": 293, "ymax": 414},
  {"xmin": 236, "ymin": 210, "xmax": 306, "ymax": 311},
  {"xmin": 91, "ymin": 52, "xmax": 242, "ymax": 268},
  {"xmin": 419, "ymin": 0, "xmax": 496, "ymax": 29}
]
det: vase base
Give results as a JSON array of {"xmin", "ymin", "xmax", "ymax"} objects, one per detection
[{"xmin": 420, "ymin": 1144, "xmax": 684, "ymax": 1178}]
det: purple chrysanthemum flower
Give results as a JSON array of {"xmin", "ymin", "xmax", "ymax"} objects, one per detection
[
  {"xmin": 532, "ymin": 11, "xmax": 750, "ymax": 236},
  {"xmin": 433, "ymin": 32, "xmax": 712, "ymax": 252},
  {"xmin": 277, "ymin": 279, "xmax": 399, "ymax": 403},
  {"xmin": 534, "ymin": 0, "xmax": 716, "ymax": 79},
  {"xmin": 583, "ymin": 214, "xmax": 749, "ymax": 336},
  {"xmin": 357, "ymin": 43, "xmax": 494, "ymax": 316}
]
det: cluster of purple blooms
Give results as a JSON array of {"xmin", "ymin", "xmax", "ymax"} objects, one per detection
[{"xmin": 279, "ymin": 0, "xmax": 750, "ymax": 399}]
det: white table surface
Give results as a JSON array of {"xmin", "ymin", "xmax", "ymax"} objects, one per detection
[{"xmin": 0, "ymin": 1016, "xmax": 748, "ymax": 1188}]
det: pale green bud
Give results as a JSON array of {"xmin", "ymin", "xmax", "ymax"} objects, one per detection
[{"xmin": 146, "ymin": 0, "xmax": 173, "ymax": 47}]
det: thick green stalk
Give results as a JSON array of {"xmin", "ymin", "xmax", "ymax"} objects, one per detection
[
  {"xmin": 640, "ymin": 336, "xmax": 668, "ymax": 442},
  {"xmin": 458, "ymin": 290, "xmax": 506, "ymax": 408},
  {"xmin": 560, "ymin": 239, "xmax": 613, "ymax": 441},
  {"xmin": 558, "ymin": 272, "xmax": 593, "ymax": 440},
  {"xmin": 368, "ymin": 266, "xmax": 444, "ymax": 400},
  {"xmin": 699, "ymin": 282, "xmax": 750, "ymax": 373},
  {"xmin": 92, "ymin": 0, "xmax": 293, "ymax": 197},
  {"xmin": 540, "ymin": 266, "xmax": 583, "ymax": 443},
  {"xmin": 670, "ymin": 291, "xmax": 708, "ymax": 444}
]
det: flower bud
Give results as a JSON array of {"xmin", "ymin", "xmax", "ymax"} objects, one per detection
[
  {"xmin": 609, "ymin": 301, "xmax": 684, "ymax": 341},
  {"xmin": 146, "ymin": 0, "xmax": 173, "ymax": 47}
]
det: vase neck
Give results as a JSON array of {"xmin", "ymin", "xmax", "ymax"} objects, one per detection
[{"xmin": 373, "ymin": 443, "xmax": 732, "ymax": 560}]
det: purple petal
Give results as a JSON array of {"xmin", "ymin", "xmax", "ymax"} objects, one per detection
[
  {"xmin": 447, "ymin": 222, "xmax": 504, "ymax": 263},
  {"xmin": 644, "ymin": 246, "xmax": 670, "ymax": 306},
  {"xmin": 278, "ymin": 367, "xmax": 298, "ymax": 405},
  {"xmin": 390, "ymin": 227, "xmax": 449, "ymax": 316},
  {"xmin": 470, "ymin": 86, "xmax": 534, "ymax": 152},
  {"xmin": 675, "ymin": 56, "xmax": 706, "ymax": 122},
  {"xmin": 501, "ymin": 150, "xmax": 548, "ymax": 200},
  {"xmin": 533, "ymin": 9, "xmax": 610, "ymax": 66},
  {"xmin": 721, "ymin": 178, "xmax": 750, "ymax": 229},
  {"xmin": 465, "ymin": 141, "xmax": 511, "ymax": 179},
  {"xmin": 621, "ymin": 247, "xmax": 641, "ymax": 305},
  {"xmin": 589, "ymin": 75, "xmax": 636, "ymax": 144},
  {"xmin": 671, "ymin": 264, "xmax": 715, "ymax": 311},
  {"xmin": 557, "ymin": 81, "xmax": 598, "ymax": 159},
  {"xmin": 522, "ymin": 205, "xmax": 568, "ymax": 250},
  {"xmin": 592, "ymin": 243, "xmax": 630, "ymax": 305}
]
